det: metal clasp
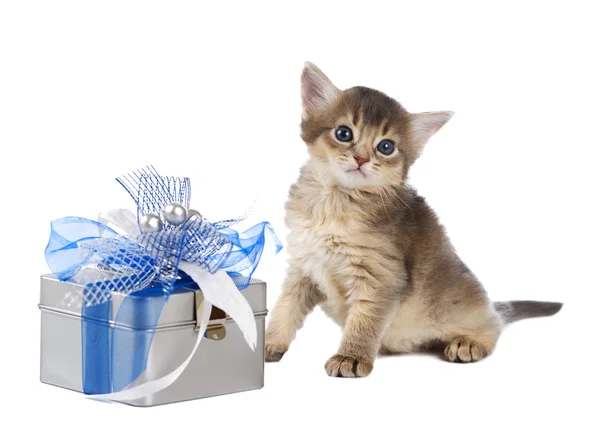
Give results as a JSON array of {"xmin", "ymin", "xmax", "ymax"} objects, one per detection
[{"xmin": 194, "ymin": 289, "xmax": 227, "ymax": 341}]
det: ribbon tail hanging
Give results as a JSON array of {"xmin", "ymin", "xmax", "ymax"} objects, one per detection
[{"xmin": 179, "ymin": 261, "xmax": 258, "ymax": 350}]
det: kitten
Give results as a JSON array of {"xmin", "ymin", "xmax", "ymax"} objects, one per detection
[{"xmin": 264, "ymin": 63, "xmax": 562, "ymax": 377}]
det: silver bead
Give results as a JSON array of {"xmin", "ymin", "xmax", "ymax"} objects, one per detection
[
  {"xmin": 163, "ymin": 202, "xmax": 188, "ymax": 226},
  {"xmin": 187, "ymin": 209, "xmax": 202, "ymax": 220},
  {"xmin": 139, "ymin": 213, "xmax": 163, "ymax": 233}
]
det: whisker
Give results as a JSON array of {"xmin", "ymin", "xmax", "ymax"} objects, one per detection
[{"xmin": 377, "ymin": 189, "xmax": 391, "ymax": 221}]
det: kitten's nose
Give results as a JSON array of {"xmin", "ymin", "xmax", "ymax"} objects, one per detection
[{"xmin": 354, "ymin": 156, "xmax": 369, "ymax": 167}]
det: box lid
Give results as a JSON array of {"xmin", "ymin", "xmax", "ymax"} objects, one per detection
[{"xmin": 39, "ymin": 267, "xmax": 266, "ymax": 329}]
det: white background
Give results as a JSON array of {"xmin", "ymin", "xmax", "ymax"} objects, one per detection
[{"xmin": 1, "ymin": 1, "xmax": 599, "ymax": 427}]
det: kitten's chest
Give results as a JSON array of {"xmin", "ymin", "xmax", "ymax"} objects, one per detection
[
  {"xmin": 286, "ymin": 195, "xmax": 368, "ymax": 294},
  {"xmin": 289, "ymin": 219, "xmax": 351, "ymax": 284}
]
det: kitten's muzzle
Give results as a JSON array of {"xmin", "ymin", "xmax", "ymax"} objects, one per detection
[{"xmin": 345, "ymin": 166, "xmax": 367, "ymax": 178}]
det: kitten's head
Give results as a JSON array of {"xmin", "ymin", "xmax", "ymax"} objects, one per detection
[{"xmin": 300, "ymin": 62, "xmax": 453, "ymax": 190}]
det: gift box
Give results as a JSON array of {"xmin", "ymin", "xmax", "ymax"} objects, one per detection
[
  {"xmin": 39, "ymin": 167, "xmax": 281, "ymax": 406},
  {"xmin": 39, "ymin": 269, "xmax": 268, "ymax": 406}
]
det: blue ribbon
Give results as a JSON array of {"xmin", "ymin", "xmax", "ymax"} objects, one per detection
[{"xmin": 44, "ymin": 167, "xmax": 282, "ymax": 395}]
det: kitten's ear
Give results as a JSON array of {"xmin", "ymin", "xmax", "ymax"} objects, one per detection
[
  {"xmin": 410, "ymin": 111, "xmax": 454, "ymax": 157},
  {"xmin": 301, "ymin": 62, "xmax": 340, "ymax": 119}
]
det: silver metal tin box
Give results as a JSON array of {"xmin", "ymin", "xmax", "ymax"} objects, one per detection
[{"xmin": 39, "ymin": 269, "xmax": 267, "ymax": 406}]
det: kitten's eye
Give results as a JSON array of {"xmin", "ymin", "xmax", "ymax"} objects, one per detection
[
  {"xmin": 377, "ymin": 139, "xmax": 395, "ymax": 155},
  {"xmin": 335, "ymin": 126, "xmax": 353, "ymax": 143}
]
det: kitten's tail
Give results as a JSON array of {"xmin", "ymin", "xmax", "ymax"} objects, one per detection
[{"xmin": 493, "ymin": 300, "xmax": 563, "ymax": 324}]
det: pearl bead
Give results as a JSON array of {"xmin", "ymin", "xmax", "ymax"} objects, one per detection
[
  {"xmin": 163, "ymin": 202, "xmax": 187, "ymax": 226},
  {"xmin": 187, "ymin": 209, "xmax": 202, "ymax": 220},
  {"xmin": 139, "ymin": 213, "xmax": 163, "ymax": 233}
]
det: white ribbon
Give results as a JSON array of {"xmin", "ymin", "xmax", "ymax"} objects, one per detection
[
  {"xmin": 97, "ymin": 208, "xmax": 141, "ymax": 237},
  {"xmin": 179, "ymin": 263, "xmax": 257, "ymax": 351},
  {"xmin": 87, "ymin": 210, "xmax": 258, "ymax": 403}
]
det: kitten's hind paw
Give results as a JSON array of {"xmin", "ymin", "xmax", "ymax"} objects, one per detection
[
  {"xmin": 325, "ymin": 354, "xmax": 373, "ymax": 378},
  {"xmin": 444, "ymin": 337, "xmax": 487, "ymax": 363},
  {"xmin": 265, "ymin": 342, "xmax": 287, "ymax": 362}
]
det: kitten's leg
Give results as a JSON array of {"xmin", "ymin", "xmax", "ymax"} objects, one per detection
[
  {"xmin": 325, "ymin": 274, "xmax": 399, "ymax": 378},
  {"xmin": 265, "ymin": 266, "xmax": 324, "ymax": 362}
]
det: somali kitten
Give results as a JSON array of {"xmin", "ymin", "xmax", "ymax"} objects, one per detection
[{"xmin": 264, "ymin": 63, "xmax": 562, "ymax": 377}]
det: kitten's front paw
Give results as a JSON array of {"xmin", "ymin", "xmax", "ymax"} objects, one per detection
[
  {"xmin": 325, "ymin": 354, "xmax": 373, "ymax": 378},
  {"xmin": 265, "ymin": 341, "xmax": 288, "ymax": 362}
]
